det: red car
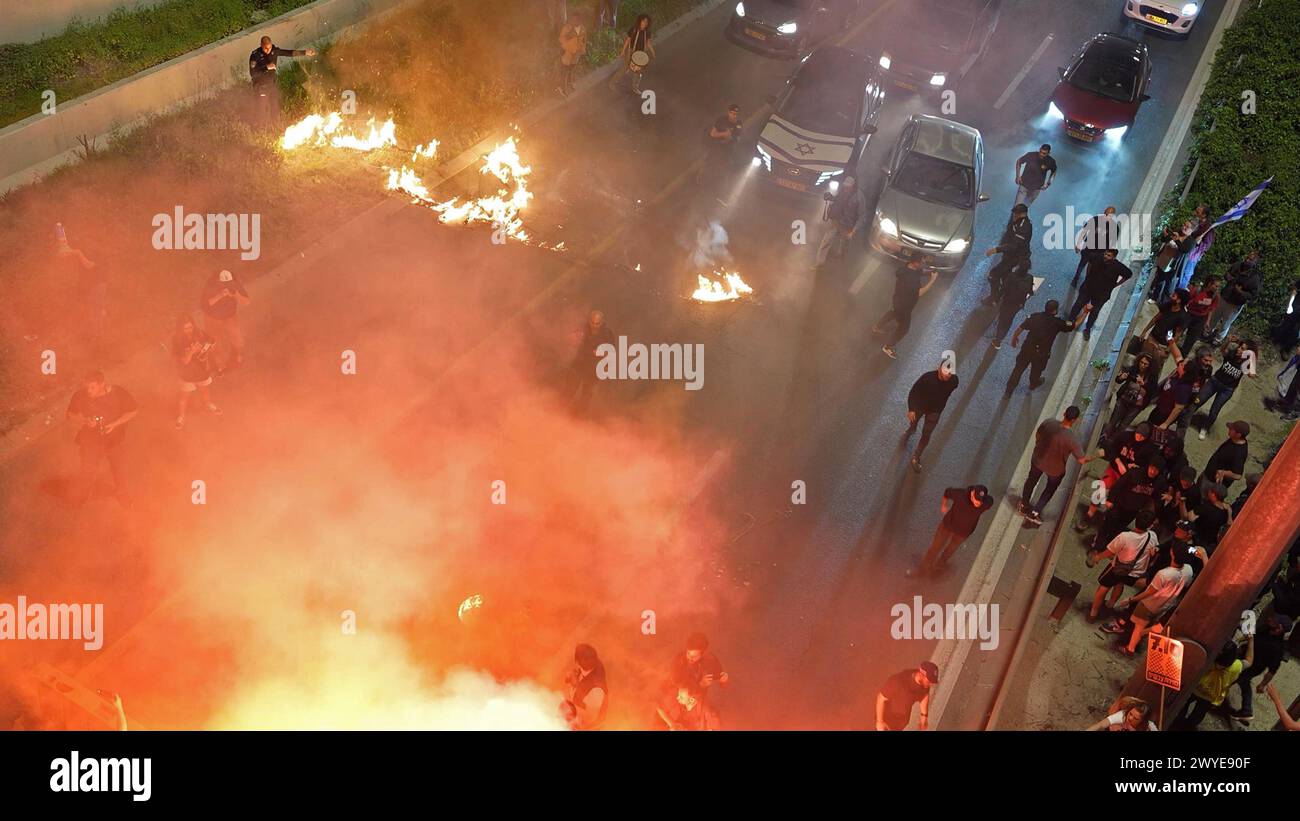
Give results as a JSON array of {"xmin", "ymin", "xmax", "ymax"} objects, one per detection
[{"xmin": 1047, "ymin": 33, "xmax": 1151, "ymax": 143}]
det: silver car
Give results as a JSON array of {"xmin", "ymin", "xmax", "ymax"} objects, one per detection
[{"xmin": 870, "ymin": 114, "xmax": 988, "ymax": 273}]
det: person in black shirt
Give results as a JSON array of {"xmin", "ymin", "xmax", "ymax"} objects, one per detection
[
  {"xmin": 1093, "ymin": 457, "xmax": 1167, "ymax": 552},
  {"xmin": 608, "ymin": 14, "xmax": 654, "ymax": 93},
  {"xmin": 876, "ymin": 662, "xmax": 938, "ymax": 730},
  {"xmin": 1068, "ymin": 248, "xmax": 1132, "ymax": 339},
  {"xmin": 1073, "ymin": 206, "xmax": 1118, "ymax": 285},
  {"xmin": 1013, "ymin": 144, "xmax": 1057, "ymax": 208},
  {"xmin": 247, "ymin": 36, "xmax": 316, "ymax": 128},
  {"xmin": 1006, "ymin": 299, "xmax": 1087, "ymax": 393},
  {"xmin": 992, "ymin": 260, "xmax": 1035, "ymax": 349},
  {"xmin": 982, "ymin": 204, "xmax": 1032, "ymax": 303},
  {"xmin": 1207, "ymin": 251, "xmax": 1263, "ymax": 344},
  {"xmin": 698, "ymin": 104, "xmax": 741, "ymax": 190},
  {"xmin": 1195, "ymin": 340, "xmax": 1254, "ymax": 439},
  {"xmin": 1187, "ymin": 482, "xmax": 1232, "ymax": 551},
  {"xmin": 904, "ymin": 360, "xmax": 959, "ymax": 472},
  {"xmin": 66, "ymin": 370, "xmax": 139, "ymax": 506},
  {"xmin": 172, "ymin": 313, "xmax": 223, "ymax": 431},
  {"xmin": 571, "ymin": 309, "xmax": 615, "ymax": 412},
  {"xmin": 201, "ymin": 269, "xmax": 250, "ymax": 373},
  {"xmin": 874, "ymin": 256, "xmax": 937, "ymax": 358},
  {"xmin": 1231, "ymin": 613, "xmax": 1293, "ymax": 722},
  {"xmin": 817, "ymin": 176, "xmax": 866, "ymax": 266},
  {"xmin": 911, "ymin": 485, "xmax": 991, "ymax": 576},
  {"xmin": 1103, "ymin": 352, "xmax": 1157, "ymax": 439},
  {"xmin": 1138, "ymin": 289, "xmax": 1191, "ymax": 373},
  {"xmin": 1202, "ymin": 420, "xmax": 1249, "ymax": 489}
]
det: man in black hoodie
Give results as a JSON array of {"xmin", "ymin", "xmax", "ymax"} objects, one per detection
[
  {"xmin": 982, "ymin": 204, "xmax": 1032, "ymax": 305},
  {"xmin": 1207, "ymin": 251, "xmax": 1262, "ymax": 343},
  {"xmin": 1068, "ymin": 248, "xmax": 1132, "ymax": 340}
]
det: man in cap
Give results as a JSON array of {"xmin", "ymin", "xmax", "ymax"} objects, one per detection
[
  {"xmin": 876, "ymin": 661, "xmax": 939, "ymax": 730},
  {"xmin": 200, "ymin": 270, "xmax": 250, "ymax": 373},
  {"xmin": 911, "ymin": 485, "xmax": 992, "ymax": 577}
]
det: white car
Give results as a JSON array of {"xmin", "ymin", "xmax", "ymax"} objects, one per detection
[{"xmin": 1122, "ymin": 0, "xmax": 1203, "ymax": 35}]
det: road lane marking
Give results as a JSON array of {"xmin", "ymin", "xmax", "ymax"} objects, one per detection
[
  {"xmin": 993, "ymin": 34, "xmax": 1054, "ymax": 110},
  {"xmin": 849, "ymin": 256, "xmax": 882, "ymax": 295},
  {"xmin": 927, "ymin": 0, "xmax": 1244, "ymax": 729}
]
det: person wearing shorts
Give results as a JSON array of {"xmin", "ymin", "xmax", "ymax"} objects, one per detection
[
  {"xmin": 1086, "ymin": 509, "xmax": 1158, "ymax": 623},
  {"xmin": 173, "ymin": 313, "xmax": 223, "ymax": 430}
]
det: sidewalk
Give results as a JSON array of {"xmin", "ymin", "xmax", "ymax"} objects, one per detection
[{"xmin": 994, "ymin": 320, "xmax": 1300, "ymax": 730}]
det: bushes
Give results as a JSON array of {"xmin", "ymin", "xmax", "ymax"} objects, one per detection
[
  {"xmin": 1151, "ymin": 0, "xmax": 1300, "ymax": 339},
  {"xmin": 0, "ymin": 0, "xmax": 314, "ymax": 128}
]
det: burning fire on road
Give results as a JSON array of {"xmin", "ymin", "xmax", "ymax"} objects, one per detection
[{"xmin": 692, "ymin": 270, "xmax": 754, "ymax": 303}]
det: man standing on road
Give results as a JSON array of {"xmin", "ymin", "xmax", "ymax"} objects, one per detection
[
  {"xmin": 1069, "ymin": 247, "xmax": 1132, "ymax": 340},
  {"xmin": 1007, "ymin": 299, "xmax": 1088, "ymax": 394},
  {"xmin": 1020, "ymin": 405, "xmax": 1092, "ymax": 525},
  {"xmin": 875, "ymin": 662, "xmax": 938, "ymax": 730},
  {"xmin": 1013, "ymin": 144, "xmax": 1056, "ymax": 209},
  {"xmin": 698, "ymin": 104, "xmax": 742, "ymax": 194},
  {"xmin": 982, "ymin": 204, "xmax": 1032, "ymax": 304},
  {"xmin": 874, "ymin": 255, "xmax": 937, "ymax": 359},
  {"xmin": 1206, "ymin": 251, "xmax": 1263, "ymax": 344},
  {"xmin": 66, "ymin": 370, "xmax": 139, "ymax": 507},
  {"xmin": 904, "ymin": 358, "xmax": 959, "ymax": 472},
  {"xmin": 911, "ymin": 485, "xmax": 992, "ymax": 577},
  {"xmin": 201, "ymin": 270, "xmax": 250, "ymax": 373},
  {"xmin": 248, "ymin": 35, "xmax": 316, "ymax": 129},
  {"xmin": 816, "ymin": 176, "xmax": 865, "ymax": 266},
  {"xmin": 1072, "ymin": 206, "xmax": 1118, "ymax": 286}
]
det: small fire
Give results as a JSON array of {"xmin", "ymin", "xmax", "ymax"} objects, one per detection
[
  {"xmin": 280, "ymin": 112, "xmax": 397, "ymax": 152},
  {"xmin": 692, "ymin": 270, "xmax": 754, "ymax": 303}
]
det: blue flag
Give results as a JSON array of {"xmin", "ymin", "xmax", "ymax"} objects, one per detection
[{"xmin": 1210, "ymin": 176, "xmax": 1273, "ymax": 229}]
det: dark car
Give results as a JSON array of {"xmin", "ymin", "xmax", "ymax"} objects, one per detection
[
  {"xmin": 1047, "ymin": 33, "xmax": 1152, "ymax": 143},
  {"xmin": 725, "ymin": 0, "xmax": 861, "ymax": 58},
  {"xmin": 753, "ymin": 46, "xmax": 885, "ymax": 195},
  {"xmin": 877, "ymin": 0, "xmax": 1001, "ymax": 96}
]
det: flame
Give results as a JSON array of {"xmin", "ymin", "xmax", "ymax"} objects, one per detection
[
  {"xmin": 456, "ymin": 594, "xmax": 484, "ymax": 622},
  {"xmin": 692, "ymin": 270, "xmax": 754, "ymax": 303},
  {"xmin": 280, "ymin": 112, "xmax": 397, "ymax": 152}
]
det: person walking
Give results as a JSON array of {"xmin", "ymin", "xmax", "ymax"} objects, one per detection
[
  {"xmin": 698, "ymin": 104, "xmax": 742, "ymax": 195},
  {"xmin": 1019, "ymin": 405, "xmax": 1092, "ymax": 525},
  {"xmin": 1072, "ymin": 206, "xmax": 1118, "ymax": 286},
  {"xmin": 1206, "ymin": 251, "xmax": 1263, "ymax": 343},
  {"xmin": 1013, "ymin": 144, "xmax": 1056, "ymax": 208},
  {"xmin": 1194, "ymin": 339, "xmax": 1254, "ymax": 440},
  {"xmin": 608, "ymin": 14, "xmax": 654, "ymax": 94},
  {"xmin": 1006, "ymin": 299, "xmax": 1088, "ymax": 393},
  {"xmin": 816, "ymin": 176, "xmax": 865, "ymax": 266},
  {"xmin": 874, "ymin": 255, "xmax": 937, "ymax": 359},
  {"xmin": 981, "ymin": 204, "xmax": 1032, "ymax": 305},
  {"xmin": 247, "ymin": 35, "xmax": 316, "ymax": 128},
  {"xmin": 903, "ymin": 359, "xmax": 959, "ymax": 472},
  {"xmin": 172, "ymin": 313, "xmax": 222, "ymax": 431},
  {"xmin": 1103, "ymin": 353, "xmax": 1157, "ymax": 439},
  {"xmin": 910, "ymin": 485, "xmax": 992, "ymax": 577},
  {"xmin": 200, "ymin": 269, "xmax": 250, "ymax": 373},
  {"xmin": 875, "ymin": 662, "xmax": 938, "ymax": 730},
  {"xmin": 570, "ymin": 309, "xmax": 615, "ymax": 411},
  {"xmin": 557, "ymin": 18, "xmax": 587, "ymax": 97},
  {"xmin": 66, "ymin": 370, "xmax": 139, "ymax": 507},
  {"xmin": 991, "ymin": 259, "xmax": 1035, "ymax": 349},
  {"xmin": 1068, "ymin": 247, "xmax": 1131, "ymax": 340}
]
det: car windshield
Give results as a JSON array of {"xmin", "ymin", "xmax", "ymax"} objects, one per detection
[
  {"xmin": 779, "ymin": 70, "xmax": 860, "ymax": 135},
  {"xmin": 893, "ymin": 151, "xmax": 974, "ymax": 208},
  {"xmin": 1069, "ymin": 53, "xmax": 1137, "ymax": 102}
]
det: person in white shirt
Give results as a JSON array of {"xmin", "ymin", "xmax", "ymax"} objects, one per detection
[
  {"xmin": 1114, "ymin": 547, "xmax": 1197, "ymax": 657},
  {"xmin": 1086, "ymin": 509, "xmax": 1158, "ymax": 623},
  {"xmin": 1087, "ymin": 696, "xmax": 1157, "ymax": 731}
]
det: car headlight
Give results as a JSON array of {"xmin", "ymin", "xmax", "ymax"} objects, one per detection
[
  {"xmin": 944, "ymin": 237, "xmax": 969, "ymax": 254},
  {"xmin": 877, "ymin": 216, "xmax": 898, "ymax": 237},
  {"xmin": 778, "ymin": 21, "xmax": 797, "ymax": 34},
  {"xmin": 879, "ymin": 53, "xmax": 891, "ymax": 70},
  {"xmin": 1105, "ymin": 125, "xmax": 1129, "ymax": 141},
  {"xmin": 929, "ymin": 74, "xmax": 946, "ymax": 87},
  {"xmin": 1047, "ymin": 101, "xmax": 1065, "ymax": 121},
  {"xmin": 735, "ymin": 2, "xmax": 745, "ymax": 17},
  {"xmin": 1181, "ymin": 2, "xmax": 1199, "ymax": 15},
  {"xmin": 828, "ymin": 180, "xmax": 840, "ymax": 195}
]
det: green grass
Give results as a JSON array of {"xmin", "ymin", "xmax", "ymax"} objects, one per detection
[{"xmin": 0, "ymin": 0, "xmax": 315, "ymax": 128}]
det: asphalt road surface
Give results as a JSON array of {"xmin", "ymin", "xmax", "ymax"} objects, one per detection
[{"xmin": 0, "ymin": 0, "xmax": 1231, "ymax": 729}]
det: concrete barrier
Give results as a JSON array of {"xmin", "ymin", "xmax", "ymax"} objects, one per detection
[{"xmin": 0, "ymin": 0, "xmax": 425, "ymax": 194}]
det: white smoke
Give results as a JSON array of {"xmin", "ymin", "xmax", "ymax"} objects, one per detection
[{"xmin": 690, "ymin": 220, "xmax": 732, "ymax": 270}]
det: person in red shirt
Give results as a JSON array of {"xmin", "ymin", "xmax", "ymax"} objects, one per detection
[{"xmin": 1183, "ymin": 274, "xmax": 1220, "ymax": 353}]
